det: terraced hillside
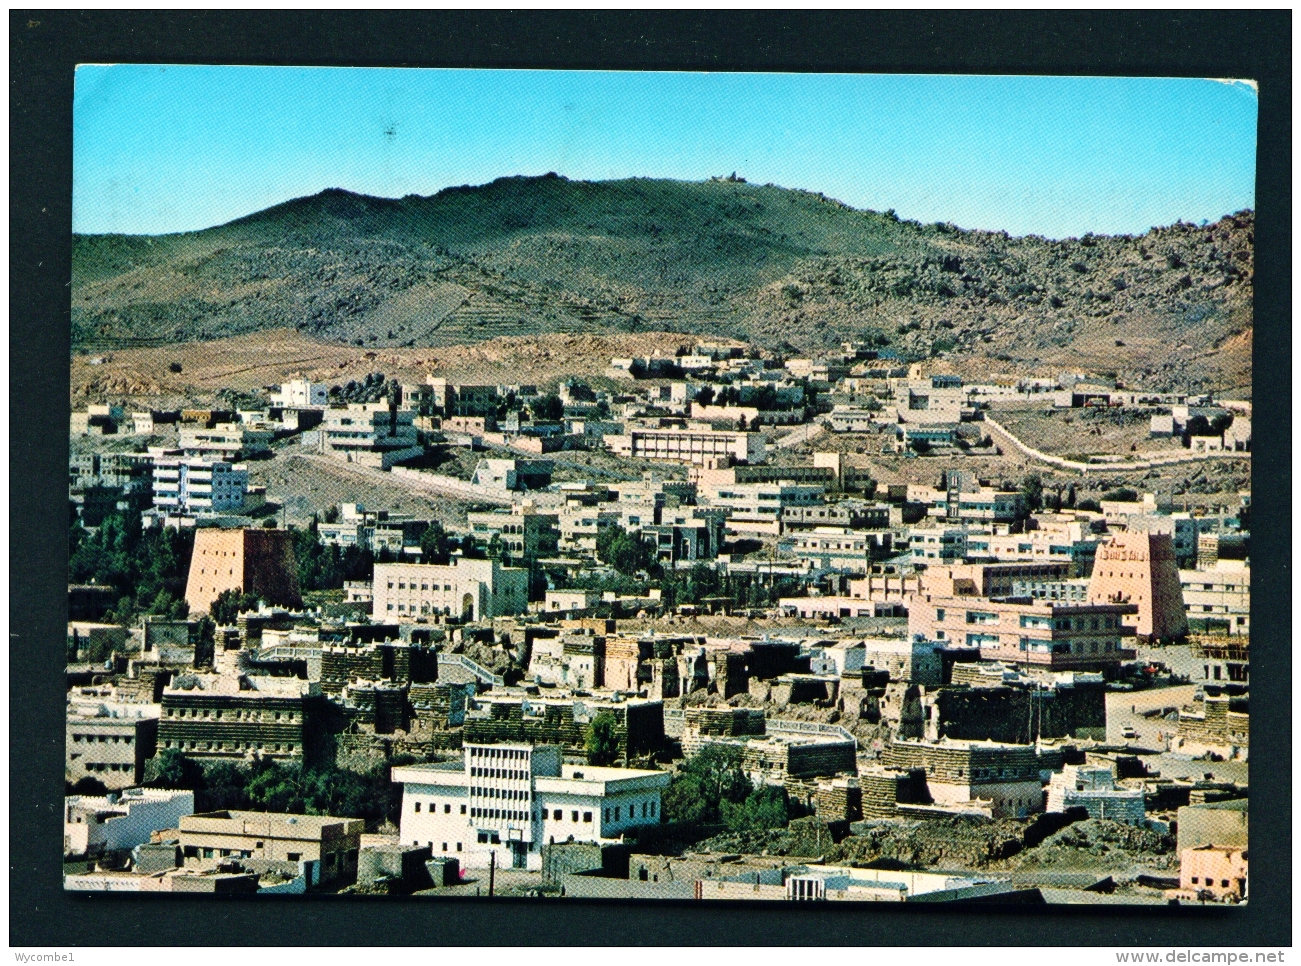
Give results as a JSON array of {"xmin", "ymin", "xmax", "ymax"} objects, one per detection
[{"xmin": 73, "ymin": 174, "xmax": 1254, "ymax": 395}]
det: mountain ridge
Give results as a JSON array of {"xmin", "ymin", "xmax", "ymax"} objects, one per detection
[{"xmin": 71, "ymin": 174, "xmax": 1253, "ymax": 394}]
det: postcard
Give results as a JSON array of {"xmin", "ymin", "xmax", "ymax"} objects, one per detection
[{"xmin": 65, "ymin": 66, "xmax": 1254, "ymax": 904}]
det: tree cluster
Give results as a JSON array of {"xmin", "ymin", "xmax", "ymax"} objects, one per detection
[
  {"xmin": 69, "ymin": 509, "xmax": 194, "ymax": 624},
  {"xmin": 661, "ymin": 745, "xmax": 790, "ymax": 832},
  {"xmin": 147, "ymin": 749, "xmax": 411, "ymax": 825},
  {"xmin": 291, "ymin": 520, "xmax": 378, "ymax": 592}
]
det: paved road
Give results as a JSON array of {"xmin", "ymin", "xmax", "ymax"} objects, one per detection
[
  {"xmin": 984, "ymin": 414, "xmax": 1251, "ymax": 474},
  {"xmin": 1105, "ymin": 684, "xmax": 1197, "ymax": 748}
]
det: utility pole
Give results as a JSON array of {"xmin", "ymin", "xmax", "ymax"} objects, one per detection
[{"xmin": 488, "ymin": 849, "xmax": 496, "ymax": 898}]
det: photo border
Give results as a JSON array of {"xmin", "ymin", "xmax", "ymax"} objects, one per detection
[{"xmin": 10, "ymin": 9, "xmax": 1291, "ymax": 947}]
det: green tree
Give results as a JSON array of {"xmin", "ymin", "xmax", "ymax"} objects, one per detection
[
  {"xmin": 530, "ymin": 394, "xmax": 564, "ymax": 422},
  {"xmin": 419, "ymin": 521, "xmax": 454, "ymax": 565},
  {"xmin": 210, "ymin": 588, "xmax": 261, "ymax": 625},
  {"xmin": 662, "ymin": 744, "xmax": 752, "ymax": 825},
  {"xmin": 146, "ymin": 749, "xmax": 205, "ymax": 790},
  {"xmin": 585, "ymin": 712, "xmax": 621, "ymax": 766},
  {"xmin": 1020, "ymin": 474, "xmax": 1044, "ymax": 513},
  {"xmin": 720, "ymin": 784, "xmax": 790, "ymax": 832},
  {"xmin": 596, "ymin": 524, "xmax": 653, "ymax": 576}
]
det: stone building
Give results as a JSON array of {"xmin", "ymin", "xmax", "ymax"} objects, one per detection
[
  {"xmin": 184, "ymin": 528, "xmax": 302, "ymax": 618},
  {"xmin": 1087, "ymin": 531, "xmax": 1188, "ymax": 640},
  {"xmin": 461, "ymin": 692, "xmax": 665, "ymax": 760},
  {"xmin": 1045, "ymin": 764, "xmax": 1145, "ymax": 824},
  {"xmin": 881, "ymin": 738, "xmax": 1045, "ymax": 819},
  {"xmin": 158, "ymin": 673, "xmax": 316, "ymax": 761},
  {"xmin": 1173, "ymin": 689, "xmax": 1249, "ymax": 759}
]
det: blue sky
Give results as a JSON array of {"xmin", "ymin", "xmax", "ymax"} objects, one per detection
[{"xmin": 72, "ymin": 66, "xmax": 1257, "ymax": 239}]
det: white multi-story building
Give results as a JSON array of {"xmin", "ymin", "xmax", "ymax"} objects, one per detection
[
  {"xmin": 373, "ymin": 558, "xmax": 529, "ymax": 621},
  {"xmin": 791, "ymin": 527, "xmax": 891, "ymax": 572},
  {"xmin": 605, "ymin": 424, "xmax": 765, "ymax": 466},
  {"xmin": 152, "ymin": 457, "xmax": 248, "ymax": 513},
  {"xmin": 703, "ymin": 481, "xmax": 825, "ymax": 524},
  {"xmin": 64, "ymin": 787, "xmax": 195, "ymax": 857},
  {"xmin": 1180, "ymin": 560, "xmax": 1250, "ymax": 636},
  {"xmin": 179, "ymin": 424, "xmax": 273, "ymax": 460},
  {"xmin": 271, "ymin": 379, "xmax": 329, "ymax": 408},
  {"xmin": 392, "ymin": 743, "xmax": 670, "ymax": 870},
  {"xmin": 321, "ymin": 403, "xmax": 423, "ymax": 469},
  {"xmin": 1046, "ymin": 764, "xmax": 1146, "ymax": 825}
]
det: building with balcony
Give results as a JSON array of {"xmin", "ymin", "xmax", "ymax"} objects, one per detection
[
  {"xmin": 152, "ymin": 457, "xmax": 248, "ymax": 514},
  {"xmin": 320, "ymin": 403, "xmax": 423, "ymax": 469},
  {"xmin": 393, "ymin": 744, "xmax": 670, "ymax": 871}
]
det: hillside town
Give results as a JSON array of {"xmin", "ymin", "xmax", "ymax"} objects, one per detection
[{"xmin": 65, "ymin": 341, "xmax": 1249, "ymax": 904}]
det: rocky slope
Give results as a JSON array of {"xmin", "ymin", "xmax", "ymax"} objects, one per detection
[{"xmin": 73, "ymin": 174, "xmax": 1253, "ymax": 394}]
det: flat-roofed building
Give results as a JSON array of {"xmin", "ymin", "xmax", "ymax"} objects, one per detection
[
  {"xmin": 393, "ymin": 744, "xmax": 670, "ymax": 870},
  {"xmin": 882, "ymin": 738, "xmax": 1045, "ymax": 819},
  {"xmin": 152, "ymin": 456, "xmax": 248, "ymax": 514},
  {"xmin": 1088, "ymin": 531, "xmax": 1188, "ymax": 640},
  {"xmin": 271, "ymin": 379, "xmax": 329, "ymax": 409},
  {"xmin": 467, "ymin": 505, "xmax": 560, "ymax": 560},
  {"xmin": 1180, "ymin": 560, "xmax": 1249, "ymax": 637},
  {"xmin": 373, "ymin": 558, "xmax": 529, "ymax": 622},
  {"xmin": 159, "ymin": 673, "xmax": 315, "ymax": 761},
  {"xmin": 703, "ymin": 480, "xmax": 825, "ymax": 524},
  {"xmin": 792, "ymin": 527, "xmax": 892, "ymax": 572},
  {"xmin": 177, "ymin": 810, "xmax": 365, "ymax": 886},
  {"xmin": 321, "ymin": 403, "xmax": 422, "ymax": 469},
  {"xmin": 605, "ymin": 425, "xmax": 765, "ymax": 466},
  {"xmin": 1045, "ymin": 764, "xmax": 1145, "ymax": 824},
  {"xmin": 184, "ymin": 527, "xmax": 302, "ymax": 617},
  {"xmin": 66, "ymin": 700, "xmax": 160, "ymax": 789},
  {"xmin": 64, "ymin": 788, "xmax": 194, "ymax": 857},
  {"xmin": 909, "ymin": 581, "xmax": 1135, "ymax": 671},
  {"xmin": 179, "ymin": 423, "xmax": 273, "ymax": 461}
]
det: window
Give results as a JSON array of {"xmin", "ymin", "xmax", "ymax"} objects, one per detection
[
  {"xmin": 553, "ymin": 809, "xmax": 562, "ymax": 821},
  {"xmin": 414, "ymin": 802, "xmax": 421, "ymax": 812},
  {"xmin": 460, "ymin": 805, "xmax": 466, "ymax": 815},
  {"xmin": 444, "ymin": 804, "xmax": 451, "ymax": 814},
  {"xmin": 604, "ymin": 808, "xmax": 610, "ymax": 822},
  {"xmin": 571, "ymin": 810, "xmax": 579, "ymax": 822},
  {"xmin": 650, "ymin": 801, "xmax": 656, "ymax": 816},
  {"xmin": 615, "ymin": 807, "xmax": 621, "ymax": 821},
  {"xmin": 583, "ymin": 811, "xmax": 592, "ymax": 823},
  {"xmin": 457, "ymin": 843, "xmax": 462, "ymax": 852},
  {"xmin": 442, "ymin": 843, "xmax": 448, "ymax": 852}
]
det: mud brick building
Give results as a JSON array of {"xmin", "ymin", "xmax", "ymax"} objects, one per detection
[
  {"xmin": 408, "ymin": 683, "xmax": 472, "ymax": 731},
  {"xmin": 184, "ymin": 528, "xmax": 302, "ymax": 618},
  {"xmin": 159, "ymin": 673, "xmax": 317, "ymax": 761},
  {"xmin": 1087, "ymin": 531, "xmax": 1188, "ymax": 640},
  {"xmin": 319, "ymin": 641, "xmax": 438, "ymax": 698},
  {"xmin": 1174, "ymin": 689, "xmax": 1249, "ymax": 758},
  {"xmin": 462, "ymin": 693, "xmax": 665, "ymax": 759},
  {"xmin": 741, "ymin": 734, "xmax": 858, "ymax": 784},
  {"xmin": 679, "ymin": 707, "xmax": 766, "ymax": 755},
  {"xmin": 858, "ymin": 766, "xmax": 931, "ymax": 818},
  {"xmin": 912, "ymin": 677, "xmax": 1107, "ymax": 744},
  {"xmin": 882, "ymin": 738, "xmax": 1045, "ymax": 818}
]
